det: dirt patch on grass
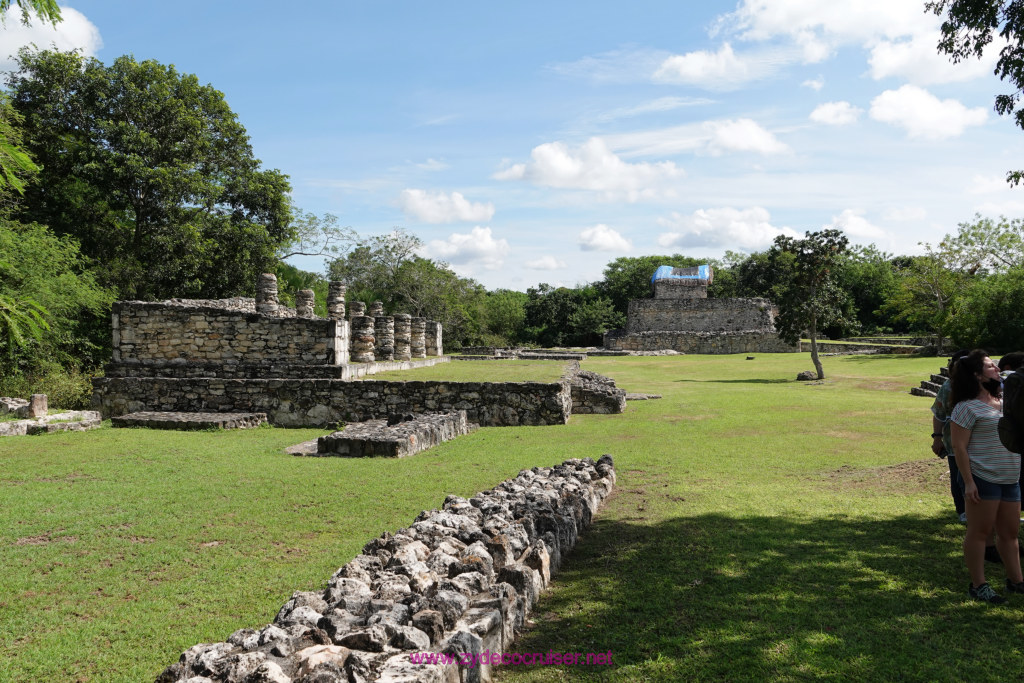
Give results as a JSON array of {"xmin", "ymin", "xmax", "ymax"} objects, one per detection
[
  {"xmin": 822, "ymin": 458, "xmax": 946, "ymax": 492},
  {"xmin": 14, "ymin": 533, "xmax": 78, "ymax": 546}
]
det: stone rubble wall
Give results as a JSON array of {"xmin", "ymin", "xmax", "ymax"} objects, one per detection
[
  {"xmin": 567, "ymin": 370, "xmax": 627, "ymax": 415},
  {"xmin": 625, "ymin": 297, "xmax": 778, "ymax": 334},
  {"xmin": 112, "ymin": 301, "xmax": 346, "ymax": 367},
  {"xmin": 111, "ymin": 411, "xmax": 268, "ymax": 430},
  {"xmin": 604, "ymin": 329, "xmax": 799, "ymax": 354},
  {"xmin": 314, "ymin": 411, "xmax": 477, "ymax": 458},
  {"xmin": 156, "ymin": 455, "xmax": 616, "ymax": 683},
  {"xmin": 92, "ymin": 377, "xmax": 573, "ymax": 428}
]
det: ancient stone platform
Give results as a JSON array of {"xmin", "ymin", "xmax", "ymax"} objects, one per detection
[
  {"xmin": 313, "ymin": 411, "xmax": 477, "ymax": 458},
  {"xmin": 111, "ymin": 411, "xmax": 267, "ymax": 430},
  {"xmin": 0, "ymin": 411, "xmax": 102, "ymax": 436}
]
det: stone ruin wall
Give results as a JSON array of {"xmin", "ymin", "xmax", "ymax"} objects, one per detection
[
  {"xmin": 112, "ymin": 301, "xmax": 347, "ymax": 367},
  {"xmin": 92, "ymin": 377, "xmax": 573, "ymax": 428},
  {"xmin": 625, "ymin": 297, "xmax": 778, "ymax": 334},
  {"xmin": 157, "ymin": 456, "xmax": 616, "ymax": 683}
]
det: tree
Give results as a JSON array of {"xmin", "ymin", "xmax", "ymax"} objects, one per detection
[
  {"xmin": 885, "ymin": 246, "xmax": 971, "ymax": 354},
  {"xmin": 279, "ymin": 210, "xmax": 356, "ymax": 261},
  {"xmin": 0, "ymin": 93, "xmax": 37, "ymax": 207},
  {"xmin": 836, "ymin": 245, "xmax": 901, "ymax": 335},
  {"xmin": 929, "ymin": 0, "xmax": 1024, "ymax": 184},
  {"xmin": 947, "ymin": 266, "xmax": 1024, "ymax": 350},
  {"xmin": 483, "ymin": 289, "xmax": 528, "ymax": 345},
  {"xmin": 7, "ymin": 49, "xmax": 293, "ymax": 300},
  {"xmin": 940, "ymin": 213, "xmax": 1024, "ymax": 273},
  {"xmin": 771, "ymin": 229, "xmax": 851, "ymax": 380},
  {"xmin": 0, "ymin": 0, "xmax": 60, "ymax": 25}
]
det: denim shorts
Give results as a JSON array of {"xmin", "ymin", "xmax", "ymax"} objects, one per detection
[{"xmin": 957, "ymin": 472, "xmax": 1022, "ymax": 502}]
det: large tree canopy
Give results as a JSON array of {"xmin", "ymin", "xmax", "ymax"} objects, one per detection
[
  {"xmin": 7, "ymin": 49, "xmax": 293, "ymax": 300},
  {"xmin": 929, "ymin": 0, "xmax": 1024, "ymax": 183}
]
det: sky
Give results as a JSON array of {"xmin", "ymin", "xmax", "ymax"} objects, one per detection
[{"xmin": 3, "ymin": 0, "xmax": 1024, "ymax": 291}]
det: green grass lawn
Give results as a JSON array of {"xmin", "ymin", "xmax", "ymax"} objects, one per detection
[
  {"xmin": 1, "ymin": 353, "xmax": 1012, "ymax": 682},
  {"xmin": 368, "ymin": 358, "xmax": 567, "ymax": 382}
]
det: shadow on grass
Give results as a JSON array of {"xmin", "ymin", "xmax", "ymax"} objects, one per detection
[{"xmin": 503, "ymin": 512, "xmax": 1023, "ymax": 682}]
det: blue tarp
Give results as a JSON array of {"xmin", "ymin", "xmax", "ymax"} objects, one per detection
[{"xmin": 651, "ymin": 264, "xmax": 711, "ymax": 283}]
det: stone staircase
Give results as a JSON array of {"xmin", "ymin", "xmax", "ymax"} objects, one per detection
[{"xmin": 910, "ymin": 366, "xmax": 948, "ymax": 398}]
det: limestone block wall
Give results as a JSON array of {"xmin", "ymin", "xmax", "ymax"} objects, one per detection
[
  {"xmin": 92, "ymin": 377, "xmax": 573, "ymax": 427},
  {"xmin": 604, "ymin": 329, "xmax": 799, "ymax": 354},
  {"xmin": 112, "ymin": 301, "xmax": 347, "ymax": 367},
  {"xmin": 156, "ymin": 456, "xmax": 615, "ymax": 683},
  {"xmin": 625, "ymin": 297, "xmax": 777, "ymax": 334}
]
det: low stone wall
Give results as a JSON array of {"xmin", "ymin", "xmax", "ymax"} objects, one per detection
[
  {"xmin": 92, "ymin": 377, "xmax": 572, "ymax": 428},
  {"xmin": 604, "ymin": 329, "xmax": 798, "ymax": 354},
  {"xmin": 104, "ymin": 357, "xmax": 451, "ymax": 381},
  {"xmin": 113, "ymin": 301, "xmax": 348, "ymax": 368},
  {"xmin": 569, "ymin": 371, "xmax": 627, "ymax": 415},
  {"xmin": 811, "ymin": 342, "xmax": 918, "ymax": 355},
  {"xmin": 111, "ymin": 411, "xmax": 268, "ymax": 430},
  {"xmin": 156, "ymin": 456, "xmax": 616, "ymax": 683},
  {"xmin": 314, "ymin": 411, "xmax": 477, "ymax": 458}
]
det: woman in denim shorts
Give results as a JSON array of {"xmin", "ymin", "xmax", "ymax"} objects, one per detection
[{"xmin": 951, "ymin": 349, "xmax": 1024, "ymax": 605}]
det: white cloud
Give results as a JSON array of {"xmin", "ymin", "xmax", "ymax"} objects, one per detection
[
  {"xmin": 524, "ymin": 255, "xmax": 568, "ymax": 270},
  {"xmin": 968, "ymin": 173, "xmax": 1012, "ymax": 194},
  {"xmin": 398, "ymin": 189, "xmax": 495, "ymax": 224},
  {"xmin": 653, "ymin": 43, "xmax": 778, "ymax": 89},
  {"xmin": 829, "ymin": 209, "xmax": 886, "ymax": 239},
  {"xmin": 493, "ymin": 137, "xmax": 683, "ymax": 201},
  {"xmin": 548, "ymin": 47, "xmax": 670, "ymax": 84},
  {"xmin": 705, "ymin": 118, "xmax": 790, "ymax": 155},
  {"xmin": 578, "ymin": 224, "xmax": 632, "ymax": 252},
  {"xmin": 593, "ymin": 96, "xmax": 715, "ymax": 123},
  {"xmin": 604, "ymin": 118, "xmax": 788, "ymax": 157},
  {"xmin": 655, "ymin": 207, "xmax": 798, "ymax": 250},
  {"xmin": 868, "ymin": 30, "xmax": 997, "ymax": 84},
  {"xmin": 414, "ymin": 158, "xmax": 449, "ymax": 171},
  {"xmin": 722, "ymin": 0, "xmax": 935, "ymax": 52},
  {"xmin": 869, "ymin": 85, "xmax": 987, "ymax": 140},
  {"xmin": 809, "ymin": 101, "xmax": 862, "ymax": 126},
  {"xmin": 883, "ymin": 206, "xmax": 927, "ymax": 222},
  {"xmin": 0, "ymin": 7, "xmax": 102, "ymax": 71},
  {"xmin": 802, "ymin": 76, "xmax": 825, "ymax": 90},
  {"xmin": 421, "ymin": 226, "xmax": 509, "ymax": 269}
]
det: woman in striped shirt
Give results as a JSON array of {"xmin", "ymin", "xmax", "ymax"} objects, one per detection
[{"xmin": 951, "ymin": 349, "xmax": 1024, "ymax": 604}]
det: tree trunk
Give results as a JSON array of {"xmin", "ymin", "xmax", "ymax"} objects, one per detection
[{"xmin": 809, "ymin": 314, "xmax": 825, "ymax": 380}]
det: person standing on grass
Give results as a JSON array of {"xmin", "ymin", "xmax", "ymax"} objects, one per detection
[
  {"xmin": 951, "ymin": 349, "xmax": 1024, "ymax": 604},
  {"xmin": 932, "ymin": 349, "xmax": 970, "ymax": 524}
]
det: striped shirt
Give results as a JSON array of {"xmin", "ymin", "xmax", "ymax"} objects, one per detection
[{"xmin": 951, "ymin": 398, "xmax": 1021, "ymax": 484}]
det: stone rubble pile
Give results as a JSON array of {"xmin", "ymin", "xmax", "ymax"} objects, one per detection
[
  {"xmin": 313, "ymin": 411, "xmax": 477, "ymax": 458},
  {"xmin": 156, "ymin": 455, "xmax": 616, "ymax": 683},
  {"xmin": 0, "ymin": 394, "xmax": 101, "ymax": 436}
]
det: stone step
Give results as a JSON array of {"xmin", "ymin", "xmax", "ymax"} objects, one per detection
[
  {"xmin": 111, "ymin": 411, "xmax": 267, "ymax": 430},
  {"xmin": 921, "ymin": 380, "xmax": 942, "ymax": 392},
  {"xmin": 314, "ymin": 411, "xmax": 477, "ymax": 458},
  {"xmin": 911, "ymin": 387, "xmax": 937, "ymax": 398},
  {"xmin": 931, "ymin": 374, "xmax": 946, "ymax": 384}
]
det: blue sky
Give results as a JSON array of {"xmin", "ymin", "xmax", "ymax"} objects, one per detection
[{"xmin": 3, "ymin": 1, "xmax": 1024, "ymax": 291}]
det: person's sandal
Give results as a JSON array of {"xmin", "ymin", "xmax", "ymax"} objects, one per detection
[{"xmin": 1005, "ymin": 578, "xmax": 1024, "ymax": 594}]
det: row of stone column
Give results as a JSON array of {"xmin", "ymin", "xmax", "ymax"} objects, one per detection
[
  {"xmin": 349, "ymin": 313, "xmax": 443, "ymax": 363},
  {"xmin": 255, "ymin": 274, "xmax": 442, "ymax": 361}
]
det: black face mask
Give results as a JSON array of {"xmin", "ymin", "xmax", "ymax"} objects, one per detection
[{"xmin": 983, "ymin": 378, "xmax": 1002, "ymax": 395}]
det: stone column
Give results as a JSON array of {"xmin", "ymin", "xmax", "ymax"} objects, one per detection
[
  {"xmin": 369, "ymin": 301, "xmax": 384, "ymax": 317},
  {"xmin": 375, "ymin": 316, "xmax": 395, "ymax": 361},
  {"xmin": 350, "ymin": 316, "xmax": 376, "ymax": 363},
  {"xmin": 394, "ymin": 314, "xmax": 412, "ymax": 361},
  {"xmin": 296, "ymin": 290, "xmax": 315, "ymax": 318},
  {"xmin": 411, "ymin": 317, "xmax": 426, "ymax": 359},
  {"xmin": 327, "ymin": 282, "xmax": 346, "ymax": 320},
  {"xmin": 256, "ymin": 273, "xmax": 279, "ymax": 315},
  {"xmin": 348, "ymin": 301, "xmax": 366, "ymax": 321},
  {"xmin": 426, "ymin": 321, "xmax": 443, "ymax": 356}
]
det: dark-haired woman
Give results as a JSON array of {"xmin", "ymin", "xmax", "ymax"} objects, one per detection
[{"xmin": 951, "ymin": 349, "xmax": 1024, "ymax": 604}]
